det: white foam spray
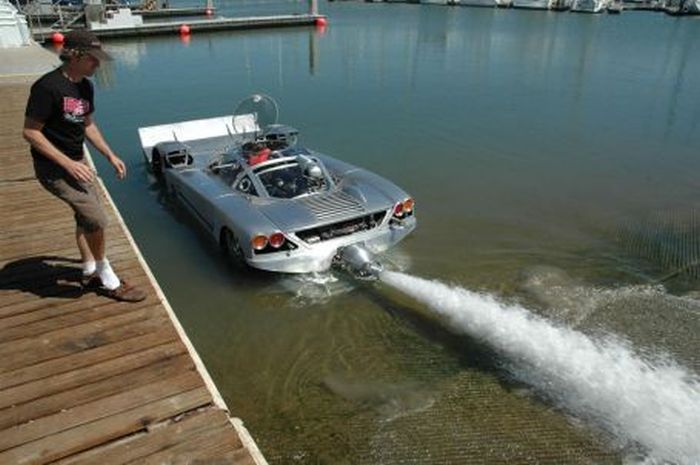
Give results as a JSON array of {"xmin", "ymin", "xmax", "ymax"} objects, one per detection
[{"xmin": 380, "ymin": 271, "xmax": 700, "ymax": 465}]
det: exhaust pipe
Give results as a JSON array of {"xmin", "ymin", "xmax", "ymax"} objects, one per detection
[{"xmin": 336, "ymin": 244, "xmax": 383, "ymax": 279}]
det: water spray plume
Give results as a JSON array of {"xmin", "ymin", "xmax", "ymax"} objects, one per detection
[{"xmin": 380, "ymin": 271, "xmax": 700, "ymax": 465}]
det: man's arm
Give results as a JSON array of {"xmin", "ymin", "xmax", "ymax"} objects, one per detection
[
  {"xmin": 23, "ymin": 117, "xmax": 95, "ymax": 183},
  {"xmin": 84, "ymin": 114, "xmax": 126, "ymax": 179}
]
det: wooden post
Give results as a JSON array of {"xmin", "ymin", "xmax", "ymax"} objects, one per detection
[{"xmin": 309, "ymin": 0, "xmax": 318, "ymax": 15}]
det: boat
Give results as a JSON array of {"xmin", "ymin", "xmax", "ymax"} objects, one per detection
[
  {"xmin": 138, "ymin": 95, "xmax": 416, "ymax": 274},
  {"xmin": 607, "ymin": 0, "xmax": 623, "ymax": 12},
  {"xmin": 0, "ymin": 0, "xmax": 30, "ymax": 47},
  {"xmin": 571, "ymin": 0, "xmax": 606, "ymax": 12},
  {"xmin": 511, "ymin": 0, "xmax": 552, "ymax": 10},
  {"xmin": 664, "ymin": 0, "xmax": 700, "ymax": 14},
  {"xmin": 495, "ymin": 0, "xmax": 513, "ymax": 7}
]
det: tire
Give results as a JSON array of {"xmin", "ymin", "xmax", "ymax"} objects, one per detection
[
  {"xmin": 220, "ymin": 228, "xmax": 244, "ymax": 265},
  {"xmin": 151, "ymin": 151, "xmax": 164, "ymax": 177}
]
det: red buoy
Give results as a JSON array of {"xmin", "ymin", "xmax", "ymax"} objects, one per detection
[
  {"xmin": 179, "ymin": 24, "xmax": 191, "ymax": 35},
  {"xmin": 51, "ymin": 32, "xmax": 64, "ymax": 44},
  {"xmin": 315, "ymin": 17, "xmax": 327, "ymax": 27}
]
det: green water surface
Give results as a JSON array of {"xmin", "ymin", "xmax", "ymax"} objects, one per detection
[{"xmin": 89, "ymin": 3, "xmax": 699, "ymax": 463}]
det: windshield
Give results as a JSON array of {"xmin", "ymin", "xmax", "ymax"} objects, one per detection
[{"xmin": 258, "ymin": 163, "xmax": 326, "ymax": 199}]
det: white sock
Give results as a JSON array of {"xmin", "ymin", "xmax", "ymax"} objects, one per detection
[
  {"xmin": 96, "ymin": 259, "xmax": 120, "ymax": 290},
  {"xmin": 83, "ymin": 260, "xmax": 96, "ymax": 276}
]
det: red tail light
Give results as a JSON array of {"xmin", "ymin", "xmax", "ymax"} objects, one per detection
[
  {"xmin": 393, "ymin": 198, "xmax": 414, "ymax": 218},
  {"xmin": 269, "ymin": 232, "xmax": 285, "ymax": 248}
]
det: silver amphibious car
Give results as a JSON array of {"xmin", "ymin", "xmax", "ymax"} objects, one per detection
[{"xmin": 138, "ymin": 95, "xmax": 416, "ymax": 274}]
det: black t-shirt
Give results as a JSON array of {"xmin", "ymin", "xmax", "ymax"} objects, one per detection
[{"xmin": 25, "ymin": 68, "xmax": 95, "ymax": 175}]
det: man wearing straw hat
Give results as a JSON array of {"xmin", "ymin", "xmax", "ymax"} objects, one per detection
[{"xmin": 23, "ymin": 30, "xmax": 145, "ymax": 302}]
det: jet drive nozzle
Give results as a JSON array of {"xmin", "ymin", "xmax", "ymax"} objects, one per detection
[{"xmin": 337, "ymin": 245, "xmax": 383, "ymax": 279}]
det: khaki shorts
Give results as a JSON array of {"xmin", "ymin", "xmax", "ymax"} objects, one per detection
[{"xmin": 37, "ymin": 171, "xmax": 109, "ymax": 233}]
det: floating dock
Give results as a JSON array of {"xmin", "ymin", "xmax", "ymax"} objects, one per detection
[
  {"xmin": 27, "ymin": 7, "xmax": 213, "ymax": 23},
  {"xmin": 0, "ymin": 45, "xmax": 267, "ymax": 465},
  {"xmin": 31, "ymin": 13, "xmax": 323, "ymax": 41}
]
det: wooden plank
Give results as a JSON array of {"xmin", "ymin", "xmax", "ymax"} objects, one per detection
[
  {"xmin": 0, "ymin": 263, "xmax": 149, "ymax": 317},
  {"xmin": 1, "ymin": 228, "xmax": 129, "ymax": 250},
  {"xmin": 0, "ymin": 210, "xmax": 119, "ymax": 229},
  {"xmin": 0, "ymin": 256, "xmax": 146, "ymax": 300},
  {"xmin": 0, "ymin": 310, "xmax": 167, "ymax": 373},
  {"xmin": 1, "ymin": 221, "xmax": 123, "ymax": 241},
  {"xmin": 0, "ymin": 371, "xmax": 204, "ymax": 452},
  {"xmin": 55, "ymin": 408, "xmax": 237, "ymax": 465},
  {"xmin": 0, "ymin": 252, "xmax": 143, "ymax": 297},
  {"xmin": 0, "ymin": 387, "xmax": 212, "ymax": 465},
  {"xmin": 0, "ymin": 214, "xmax": 123, "ymax": 236},
  {"xmin": 0, "ymin": 341, "xmax": 184, "ymax": 409},
  {"xmin": 0, "ymin": 299, "xmax": 158, "ymax": 355},
  {"xmin": 0, "ymin": 353, "xmax": 195, "ymax": 431},
  {"xmin": 0, "ymin": 294, "xmax": 158, "ymax": 344},
  {"xmin": 0, "ymin": 180, "xmax": 110, "ymax": 197},
  {"xmin": 0, "ymin": 249, "xmax": 141, "ymax": 288},
  {"xmin": 137, "ymin": 424, "xmax": 246, "ymax": 465},
  {"xmin": 0, "ymin": 248, "xmax": 139, "ymax": 290},
  {"xmin": 0, "ymin": 327, "xmax": 178, "ymax": 390},
  {"xmin": 0, "ymin": 235, "xmax": 131, "ymax": 256},
  {"xmin": 0, "ymin": 238, "xmax": 133, "ymax": 263},
  {"xmin": 0, "ymin": 191, "xmax": 117, "ymax": 213},
  {"xmin": 0, "ymin": 206, "xmax": 116, "ymax": 228},
  {"xmin": 0, "ymin": 167, "xmax": 35, "ymax": 181},
  {"xmin": 0, "ymin": 265, "xmax": 150, "ymax": 315},
  {"xmin": 0, "ymin": 280, "xmax": 154, "ymax": 327},
  {"xmin": 0, "ymin": 213, "xmax": 76, "ymax": 233}
]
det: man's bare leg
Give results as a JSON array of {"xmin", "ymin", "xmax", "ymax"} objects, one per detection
[
  {"xmin": 76, "ymin": 227, "xmax": 96, "ymax": 279},
  {"xmin": 84, "ymin": 227, "xmax": 120, "ymax": 290},
  {"xmin": 83, "ymin": 227, "xmax": 105, "ymax": 261}
]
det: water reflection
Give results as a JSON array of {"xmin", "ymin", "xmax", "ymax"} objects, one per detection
[{"xmin": 95, "ymin": 27, "xmax": 324, "ymax": 90}]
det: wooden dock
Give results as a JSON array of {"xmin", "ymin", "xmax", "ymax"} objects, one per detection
[{"xmin": 0, "ymin": 48, "xmax": 267, "ymax": 465}]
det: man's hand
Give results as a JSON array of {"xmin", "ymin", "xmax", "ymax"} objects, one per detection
[
  {"xmin": 108, "ymin": 155, "xmax": 127, "ymax": 180},
  {"xmin": 64, "ymin": 159, "xmax": 95, "ymax": 183},
  {"xmin": 85, "ymin": 117, "xmax": 125, "ymax": 179}
]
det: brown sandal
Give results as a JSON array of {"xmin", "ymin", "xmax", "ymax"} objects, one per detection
[{"xmin": 101, "ymin": 280, "xmax": 147, "ymax": 303}]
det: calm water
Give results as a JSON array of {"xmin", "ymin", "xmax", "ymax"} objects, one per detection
[{"xmin": 90, "ymin": 3, "xmax": 700, "ymax": 463}]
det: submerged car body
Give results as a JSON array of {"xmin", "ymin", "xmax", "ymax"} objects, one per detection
[{"xmin": 138, "ymin": 112, "xmax": 416, "ymax": 273}]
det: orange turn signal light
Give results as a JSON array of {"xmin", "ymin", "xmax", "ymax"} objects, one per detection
[
  {"xmin": 402, "ymin": 198, "xmax": 414, "ymax": 213},
  {"xmin": 251, "ymin": 234, "xmax": 268, "ymax": 251}
]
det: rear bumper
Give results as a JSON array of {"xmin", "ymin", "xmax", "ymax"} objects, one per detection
[{"xmin": 247, "ymin": 217, "xmax": 416, "ymax": 273}]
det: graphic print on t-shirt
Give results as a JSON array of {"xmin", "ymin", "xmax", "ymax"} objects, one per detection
[{"xmin": 63, "ymin": 97, "xmax": 90, "ymax": 124}]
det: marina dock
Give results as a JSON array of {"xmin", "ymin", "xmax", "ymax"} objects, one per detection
[
  {"xmin": 27, "ymin": 7, "xmax": 214, "ymax": 24},
  {"xmin": 32, "ymin": 14, "xmax": 323, "ymax": 41},
  {"xmin": 0, "ymin": 46, "xmax": 267, "ymax": 465}
]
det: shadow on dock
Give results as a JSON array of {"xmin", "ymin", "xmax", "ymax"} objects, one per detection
[{"xmin": 0, "ymin": 256, "xmax": 84, "ymax": 299}]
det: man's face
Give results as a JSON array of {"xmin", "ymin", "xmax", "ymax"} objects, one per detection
[{"xmin": 76, "ymin": 52, "xmax": 100, "ymax": 76}]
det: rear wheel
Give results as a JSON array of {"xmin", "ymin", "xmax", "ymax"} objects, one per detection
[
  {"xmin": 151, "ymin": 151, "xmax": 164, "ymax": 177},
  {"xmin": 220, "ymin": 228, "xmax": 244, "ymax": 265}
]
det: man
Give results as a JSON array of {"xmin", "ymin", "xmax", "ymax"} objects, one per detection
[{"xmin": 23, "ymin": 30, "xmax": 145, "ymax": 303}]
